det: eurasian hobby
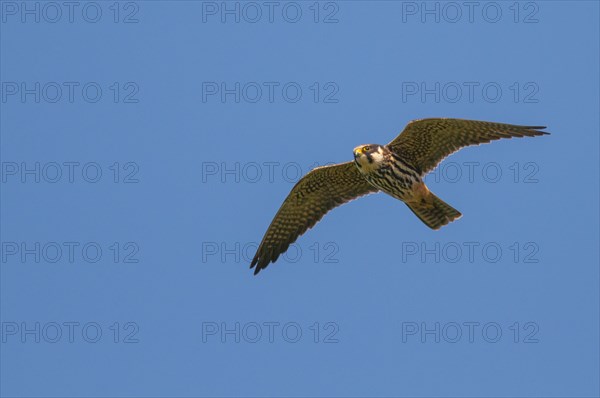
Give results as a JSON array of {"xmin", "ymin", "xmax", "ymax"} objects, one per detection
[{"xmin": 250, "ymin": 118, "xmax": 548, "ymax": 274}]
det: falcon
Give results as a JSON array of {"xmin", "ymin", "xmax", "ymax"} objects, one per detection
[{"xmin": 250, "ymin": 118, "xmax": 548, "ymax": 274}]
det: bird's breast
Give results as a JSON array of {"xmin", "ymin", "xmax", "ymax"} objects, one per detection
[{"xmin": 361, "ymin": 157, "xmax": 423, "ymax": 201}]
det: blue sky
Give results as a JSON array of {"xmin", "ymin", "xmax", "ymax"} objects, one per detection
[{"xmin": 1, "ymin": 1, "xmax": 598, "ymax": 397}]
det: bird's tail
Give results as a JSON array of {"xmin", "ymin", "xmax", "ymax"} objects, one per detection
[{"xmin": 406, "ymin": 191, "xmax": 462, "ymax": 230}]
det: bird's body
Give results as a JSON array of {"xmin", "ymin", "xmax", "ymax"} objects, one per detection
[
  {"xmin": 353, "ymin": 144, "xmax": 462, "ymax": 229},
  {"xmin": 249, "ymin": 118, "xmax": 549, "ymax": 274},
  {"xmin": 354, "ymin": 144, "xmax": 421, "ymax": 201}
]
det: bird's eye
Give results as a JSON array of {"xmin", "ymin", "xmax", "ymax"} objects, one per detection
[{"xmin": 363, "ymin": 146, "xmax": 370, "ymax": 152}]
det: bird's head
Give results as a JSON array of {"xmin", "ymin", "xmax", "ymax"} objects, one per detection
[{"xmin": 353, "ymin": 144, "xmax": 386, "ymax": 171}]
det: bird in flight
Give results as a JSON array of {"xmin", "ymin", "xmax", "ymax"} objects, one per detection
[{"xmin": 250, "ymin": 118, "xmax": 548, "ymax": 274}]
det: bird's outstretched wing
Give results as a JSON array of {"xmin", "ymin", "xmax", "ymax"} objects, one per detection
[
  {"xmin": 250, "ymin": 161, "xmax": 378, "ymax": 275},
  {"xmin": 387, "ymin": 118, "xmax": 549, "ymax": 175}
]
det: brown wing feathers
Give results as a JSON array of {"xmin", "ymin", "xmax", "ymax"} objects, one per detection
[
  {"xmin": 250, "ymin": 162, "xmax": 378, "ymax": 275},
  {"xmin": 387, "ymin": 118, "xmax": 548, "ymax": 175}
]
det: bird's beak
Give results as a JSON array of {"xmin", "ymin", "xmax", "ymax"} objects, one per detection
[{"xmin": 353, "ymin": 148, "xmax": 362, "ymax": 158}]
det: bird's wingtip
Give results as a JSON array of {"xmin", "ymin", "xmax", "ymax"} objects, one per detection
[
  {"xmin": 250, "ymin": 255, "xmax": 265, "ymax": 275},
  {"xmin": 528, "ymin": 125, "xmax": 549, "ymax": 132}
]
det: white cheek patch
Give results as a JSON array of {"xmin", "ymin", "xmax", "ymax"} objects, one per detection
[{"xmin": 371, "ymin": 151, "xmax": 385, "ymax": 163}]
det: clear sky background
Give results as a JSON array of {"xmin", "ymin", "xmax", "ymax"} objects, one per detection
[{"xmin": 1, "ymin": 1, "xmax": 598, "ymax": 397}]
